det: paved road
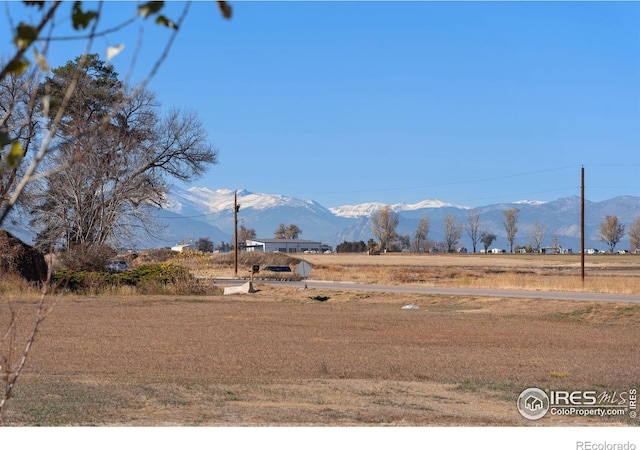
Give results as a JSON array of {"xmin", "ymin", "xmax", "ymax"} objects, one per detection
[{"xmin": 216, "ymin": 278, "xmax": 640, "ymax": 303}]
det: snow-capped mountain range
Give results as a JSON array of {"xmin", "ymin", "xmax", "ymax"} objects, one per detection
[
  {"xmin": 329, "ymin": 199, "xmax": 465, "ymax": 218},
  {"xmin": 165, "ymin": 187, "xmax": 322, "ymax": 214},
  {"xmin": 151, "ymin": 186, "xmax": 639, "ymax": 251},
  {"xmin": 4, "ymin": 186, "xmax": 638, "ymax": 251}
]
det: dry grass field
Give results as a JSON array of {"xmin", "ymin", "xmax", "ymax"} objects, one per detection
[
  {"xmin": 1, "ymin": 252, "xmax": 639, "ymax": 426},
  {"xmin": 186, "ymin": 251, "xmax": 640, "ymax": 294}
]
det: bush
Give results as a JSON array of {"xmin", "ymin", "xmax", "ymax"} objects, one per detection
[
  {"xmin": 58, "ymin": 243, "xmax": 116, "ymax": 272},
  {"xmin": 52, "ymin": 270, "xmax": 113, "ymax": 293},
  {"xmin": 52, "ymin": 263, "xmax": 207, "ymax": 295}
]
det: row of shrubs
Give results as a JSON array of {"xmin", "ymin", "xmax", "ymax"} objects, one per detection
[{"xmin": 52, "ymin": 262, "xmax": 218, "ymax": 295}]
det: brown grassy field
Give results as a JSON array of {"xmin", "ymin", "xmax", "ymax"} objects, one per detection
[
  {"xmin": 1, "ymin": 252, "xmax": 639, "ymax": 426},
  {"xmin": 185, "ymin": 251, "xmax": 640, "ymax": 294}
]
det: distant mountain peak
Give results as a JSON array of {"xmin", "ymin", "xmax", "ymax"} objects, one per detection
[
  {"xmin": 166, "ymin": 186, "xmax": 325, "ymax": 214},
  {"xmin": 513, "ymin": 200, "xmax": 548, "ymax": 206},
  {"xmin": 329, "ymin": 199, "xmax": 466, "ymax": 218}
]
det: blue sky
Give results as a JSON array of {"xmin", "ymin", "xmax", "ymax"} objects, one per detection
[{"xmin": 3, "ymin": 1, "xmax": 640, "ymax": 208}]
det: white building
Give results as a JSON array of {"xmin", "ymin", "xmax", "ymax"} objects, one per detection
[{"xmin": 245, "ymin": 239, "xmax": 322, "ymax": 253}]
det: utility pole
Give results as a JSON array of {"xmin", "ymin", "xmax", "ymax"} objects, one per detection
[
  {"xmin": 581, "ymin": 166, "xmax": 585, "ymax": 283},
  {"xmin": 234, "ymin": 191, "xmax": 240, "ymax": 276}
]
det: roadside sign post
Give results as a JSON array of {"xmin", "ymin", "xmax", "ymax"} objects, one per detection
[{"xmin": 295, "ymin": 260, "xmax": 313, "ymax": 289}]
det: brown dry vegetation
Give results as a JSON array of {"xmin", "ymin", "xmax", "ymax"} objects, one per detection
[
  {"xmin": 0, "ymin": 252, "xmax": 639, "ymax": 426},
  {"xmin": 176, "ymin": 251, "xmax": 640, "ymax": 294}
]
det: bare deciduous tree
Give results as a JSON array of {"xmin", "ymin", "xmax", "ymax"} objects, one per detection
[
  {"xmin": 444, "ymin": 214, "xmax": 463, "ymax": 253},
  {"xmin": 628, "ymin": 217, "xmax": 640, "ymax": 253},
  {"xmin": 465, "ymin": 211, "xmax": 481, "ymax": 253},
  {"xmin": 29, "ymin": 55, "xmax": 218, "ymax": 252},
  {"xmin": 413, "ymin": 216, "xmax": 430, "ymax": 252},
  {"xmin": 239, "ymin": 225, "xmax": 257, "ymax": 243},
  {"xmin": 371, "ymin": 205, "xmax": 399, "ymax": 252},
  {"xmin": 273, "ymin": 223, "xmax": 302, "ymax": 239},
  {"xmin": 274, "ymin": 223, "xmax": 286, "ymax": 239},
  {"xmin": 599, "ymin": 215, "xmax": 625, "ymax": 253},
  {"xmin": 529, "ymin": 221, "xmax": 547, "ymax": 253},
  {"xmin": 502, "ymin": 208, "xmax": 519, "ymax": 253},
  {"xmin": 0, "ymin": 68, "xmax": 39, "ymax": 212},
  {"xmin": 1, "ymin": 2, "xmax": 231, "ymax": 228},
  {"xmin": 0, "ymin": 1, "xmax": 231, "ymax": 422},
  {"xmin": 285, "ymin": 224, "xmax": 302, "ymax": 239}
]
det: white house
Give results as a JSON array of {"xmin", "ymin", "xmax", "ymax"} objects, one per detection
[
  {"xmin": 171, "ymin": 243, "xmax": 192, "ymax": 252},
  {"xmin": 245, "ymin": 239, "xmax": 322, "ymax": 253}
]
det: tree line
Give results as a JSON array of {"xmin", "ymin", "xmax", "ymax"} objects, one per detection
[{"xmin": 337, "ymin": 205, "xmax": 640, "ymax": 254}]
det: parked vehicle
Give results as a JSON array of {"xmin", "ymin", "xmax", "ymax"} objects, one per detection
[
  {"xmin": 105, "ymin": 259, "xmax": 128, "ymax": 273},
  {"xmin": 263, "ymin": 265, "xmax": 292, "ymax": 273}
]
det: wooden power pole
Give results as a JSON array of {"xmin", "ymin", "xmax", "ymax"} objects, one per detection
[
  {"xmin": 581, "ymin": 166, "xmax": 585, "ymax": 283},
  {"xmin": 234, "ymin": 191, "xmax": 240, "ymax": 276}
]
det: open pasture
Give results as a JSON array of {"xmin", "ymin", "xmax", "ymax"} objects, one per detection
[
  {"xmin": 2, "ymin": 272, "xmax": 639, "ymax": 426},
  {"xmin": 300, "ymin": 253, "xmax": 640, "ymax": 294},
  {"xmin": 188, "ymin": 252, "xmax": 640, "ymax": 295}
]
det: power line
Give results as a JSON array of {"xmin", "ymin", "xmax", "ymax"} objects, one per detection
[{"xmin": 297, "ymin": 165, "xmax": 581, "ymax": 197}]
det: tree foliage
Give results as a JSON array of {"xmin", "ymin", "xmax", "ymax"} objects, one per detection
[
  {"xmin": 0, "ymin": 1, "xmax": 232, "ymax": 229},
  {"xmin": 336, "ymin": 240, "xmax": 366, "ymax": 253},
  {"xmin": 0, "ymin": 0, "xmax": 232, "ymax": 424},
  {"xmin": 599, "ymin": 215, "xmax": 625, "ymax": 253},
  {"xmin": 195, "ymin": 237, "xmax": 214, "ymax": 253},
  {"xmin": 29, "ymin": 54, "xmax": 218, "ymax": 251},
  {"xmin": 480, "ymin": 231, "xmax": 496, "ymax": 252},
  {"xmin": 370, "ymin": 205, "xmax": 399, "ymax": 252}
]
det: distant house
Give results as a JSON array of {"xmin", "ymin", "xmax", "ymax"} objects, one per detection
[
  {"xmin": 171, "ymin": 243, "xmax": 192, "ymax": 252},
  {"xmin": 245, "ymin": 239, "xmax": 323, "ymax": 254}
]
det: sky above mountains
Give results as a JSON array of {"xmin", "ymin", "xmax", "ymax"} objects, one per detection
[{"xmin": 3, "ymin": 1, "xmax": 639, "ymax": 207}]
